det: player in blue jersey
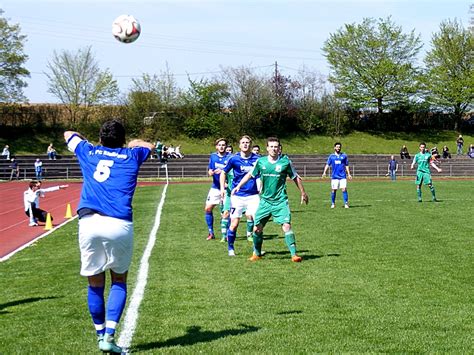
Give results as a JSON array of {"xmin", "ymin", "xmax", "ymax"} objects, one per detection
[
  {"xmin": 322, "ymin": 142, "xmax": 352, "ymax": 208},
  {"xmin": 64, "ymin": 120, "xmax": 154, "ymax": 354},
  {"xmin": 205, "ymin": 138, "xmax": 230, "ymax": 240},
  {"xmin": 220, "ymin": 135, "xmax": 260, "ymax": 256}
]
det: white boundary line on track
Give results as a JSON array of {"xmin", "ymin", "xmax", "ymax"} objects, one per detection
[
  {"xmin": 118, "ymin": 182, "xmax": 168, "ymax": 352},
  {"xmin": 0, "ymin": 216, "xmax": 78, "ymax": 262}
]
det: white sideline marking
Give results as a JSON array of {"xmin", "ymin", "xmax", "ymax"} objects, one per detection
[
  {"xmin": 118, "ymin": 183, "xmax": 168, "ymax": 352},
  {"xmin": 0, "ymin": 216, "xmax": 78, "ymax": 262}
]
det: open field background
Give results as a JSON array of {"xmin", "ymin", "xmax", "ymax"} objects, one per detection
[{"xmin": 0, "ymin": 180, "xmax": 473, "ymax": 353}]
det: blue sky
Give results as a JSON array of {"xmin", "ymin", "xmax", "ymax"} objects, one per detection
[{"xmin": 2, "ymin": 0, "xmax": 471, "ymax": 103}]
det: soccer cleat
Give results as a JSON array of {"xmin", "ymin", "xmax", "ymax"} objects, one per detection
[
  {"xmin": 99, "ymin": 333, "xmax": 122, "ymax": 354},
  {"xmin": 228, "ymin": 249, "xmax": 235, "ymax": 256},
  {"xmin": 418, "ymin": 199, "xmax": 422, "ymax": 203},
  {"xmin": 249, "ymin": 253, "xmax": 262, "ymax": 262},
  {"xmin": 220, "ymin": 237, "xmax": 227, "ymax": 243},
  {"xmin": 247, "ymin": 235, "xmax": 253, "ymax": 242},
  {"xmin": 291, "ymin": 255, "xmax": 303, "ymax": 262},
  {"xmin": 344, "ymin": 204, "xmax": 349, "ymax": 209},
  {"xmin": 432, "ymin": 198, "xmax": 438, "ymax": 202},
  {"xmin": 206, "ymin": 233, "xmax": 215, "ymax": 241},
  {"xmin": 330, "ymin": 204, "xmax": 335, "ymax": 209},
  {"xmin": 29, "ymin": 222, "xmax": 38, "ymax": 227},
  {"xmin": 97, "ymin": 333, "xmax": 104, "ymax": 345}
]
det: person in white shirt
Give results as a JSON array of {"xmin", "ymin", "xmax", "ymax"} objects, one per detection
[{"xmin": 23, "ymin": 180, "xmax": 68, "ymax": 226}]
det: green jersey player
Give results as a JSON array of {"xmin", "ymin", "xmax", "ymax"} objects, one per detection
[
  {"xmin": 410, "ymin": 142, "xmax": 442, "ymax": 202},
  {"xmin": 234, "ymin": 137, "xmax": 309, "ymax": 262}
]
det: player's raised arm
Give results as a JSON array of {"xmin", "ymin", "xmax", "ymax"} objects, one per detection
[
  {"xmin": 64, "ymin": 130, "xmax": 85, "ymax": 142},
  {"xmin": 128, "ymin": 139, "xmax": 155, "ymax": 150}
]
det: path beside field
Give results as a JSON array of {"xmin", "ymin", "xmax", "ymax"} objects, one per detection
[{"xmin": 0, "ymin": 181, "xmax": 82, "ymax": 260}]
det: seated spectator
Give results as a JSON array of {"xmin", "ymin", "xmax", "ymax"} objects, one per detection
[
  {"xmin": 431, "ymin": 146, "xmax": 440, "ymax": 160},
  {"xmin": 468, "ymin": 144, "xmax": 474, "ymax": 159},
  {"xmin": 2, "ymin": 144, "xmax": 10, "ymax": 160},
  {"xmin": 167, "ymin": 144, "xmax": 178, "ymax": 159},
  {"xmin": 175, "ymin": 145, "xmax": 184, "ymax": 159},
  {"xmin": 442, "ymin": 145, "xmax": 451, "ymax": 159},
  {"xmin": 47, "ymin": 143, "xmax": 57, "ymax": 160},
  {"xmin": 400, "ymin": 145, "xmax": 411, "ymax": 159}
]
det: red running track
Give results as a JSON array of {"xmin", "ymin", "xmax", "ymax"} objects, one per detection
[{"xmin": 0, "ymin": 181, "xmax": 82, "ymax": 259}]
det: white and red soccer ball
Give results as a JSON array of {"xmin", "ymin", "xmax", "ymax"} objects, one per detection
[{"xmin": 112, "ymin": 15, "xmax": 141, "ymax": 43}]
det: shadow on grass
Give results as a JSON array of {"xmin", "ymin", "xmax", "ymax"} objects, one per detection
[
  {"xmin": 0, "ymin": 296, "xmax": 60, "ymax": 314},
  {"xmin": 263, "ymin": 250, "xmax": 340, "ymax": 261},
  {"xmin": 277, "ymin": 310, "xmax": 303, "ymax": 315},
  {"xmin": 133, "ymin": 324, "xmax": 260, "ymax": 351}
]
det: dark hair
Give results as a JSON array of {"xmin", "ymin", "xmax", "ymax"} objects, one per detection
[
  {"xmin": 420, "ymin": 142, "xmax": 426, "ymax": 147},
  {"xmin": 266, "ymin": 137, "xmax": 280, "ymax": 145},
  {"xmin": 215, "ymin": 138, "xmax": 227, "ymax": 146},
  {"xmin": 99, "ymin": 120, "xmax": 126, "ymax": 148},
  {"xmin": 334, "ymin": 142, "xmax": 342, "ymax": 147},
  {"xmin": 29, "ymin": 180, "xmax": 38, "ymax": 189}
]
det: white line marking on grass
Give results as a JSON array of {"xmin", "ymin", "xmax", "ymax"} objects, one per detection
[
  {"xmin": 0, "ymin": 216, "xmax": 78, "ymax": 262},
  {"xmin": 118, "ymin": 183, "xmax": 168, "ymax": 352}
]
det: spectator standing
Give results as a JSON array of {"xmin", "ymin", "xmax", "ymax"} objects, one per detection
[
  {"xmin": 64, "ymin": 120, "xmax": 154, "ymax": 353},
  {"xmin": 387, "ymin": 155, "xmax": 399, "ymax": 181},
  {"xmin": 47, "ymin": 143, "xmax": 57, "ymax": 160},
  {"xmin": 9, "ymin": 158, "xmax": 20, "ymax": 180},
  {"xmin": 400, "ymin": 145, "xmax": 411, "ymax": 160},
  {"xmin": 2, "ymin": 145, "xmax": 10, "ymax": 160},
  {"xmin": 34, "ymin": 158, "xmax": 43, "ymax": 180},
  {"xmin": 456, "ymin": 135, "xmax": 464, "ymax": 155},
  {"xmin": 442, "ymin": 145, "xmax": 451, "ymax": 159}
]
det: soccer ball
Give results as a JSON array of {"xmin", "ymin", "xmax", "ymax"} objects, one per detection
[{"xmin": 112, "ymin": 15, "xmax": 141, "ymax": 43}]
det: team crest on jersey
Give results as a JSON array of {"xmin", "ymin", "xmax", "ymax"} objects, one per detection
[{"xmin": 275, "ymin": 165, "xmax": 282, "ymax": 172}]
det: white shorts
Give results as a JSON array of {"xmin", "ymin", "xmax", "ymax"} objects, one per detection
[
  {"xmin": 230, "ymin": 194, "xmax": 260, "ymax": 219},
  {"xmin": 206, "ymin": 187, "xmax": 221, "ymax": 206},
  {"xmin": 331, "ymin": 179, "xmax": 347, "ymax": 190},
  {"xmin": 78, "ymin": 214, "xmax": 133, "ymax": 276}
]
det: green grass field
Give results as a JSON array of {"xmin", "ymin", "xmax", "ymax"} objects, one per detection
[{"xmin": 1, "ymin": 179, "xmax": 473, "ymax": 353}]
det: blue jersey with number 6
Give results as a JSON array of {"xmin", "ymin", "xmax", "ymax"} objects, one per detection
[{"xmin": 67, "ymin": 134, "xmax": 151, "ymax": 221}]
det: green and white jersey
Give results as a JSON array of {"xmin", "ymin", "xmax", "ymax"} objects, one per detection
[
  {"xmin": 414, "ymin": 152, "xmax": 432, "ymax": 174},
  {"xmin": 251, "ymin": 154, "xmax": 297, "ymax": 203},
  {"xmin": 226, "ymin": 169, "xmax": 234, "ymax": 194}
]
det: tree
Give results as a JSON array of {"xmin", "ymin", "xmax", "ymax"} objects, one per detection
[
  {"xmin": 45, "ymin": 46, "xmax": 119, "ymax": 124},
  {"xmin": 323, "ymin": 17, "xmax": 422, "ymax": 113},
  {"xmin": 0, "ymin": 9, "xmax": 30, "ymax": 103},
  {"xmin": 423, "ymin": 19, "xmax": 474, "ymax": 128}
]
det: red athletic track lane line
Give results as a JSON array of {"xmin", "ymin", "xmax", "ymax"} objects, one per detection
[{"xmin": 0, "ymin": 181, "xmax": 82, "ymax": 259}]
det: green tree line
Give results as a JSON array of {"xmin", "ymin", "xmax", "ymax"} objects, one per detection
[{"xmin": 1, "ymin": 12, "xmax": 473, "ymax": 140}]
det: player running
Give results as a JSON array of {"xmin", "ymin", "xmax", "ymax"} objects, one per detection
[
  {"xmin": 64, "ymin": 120, "xmax": 154, "ymax": 353},
  {"xmin": 220, "ymin": 135, "xmax": 260, "ymax": 256},
  {"xmin": 205, "ymin": 138, "xmax": 231, "ymax": 240},
  {"xmin": 233, "ymin": 137, "xmax": 309, "ymax": 262},
  {"xmin": 322, "ymin": 142, "xmax": 352, "ymax": 208},
  {"xmin": 411, "ymin": 142, "xmax": 442, "ymax": 202}
]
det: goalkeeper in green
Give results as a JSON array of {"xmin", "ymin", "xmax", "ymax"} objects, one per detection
[
  {"xmin": 233, "ymin": 137, "xmax": 309, "ymax": 262},
  {"xmin": 410, "ymin": 142, "xmax": 442, "ymax": 202}
]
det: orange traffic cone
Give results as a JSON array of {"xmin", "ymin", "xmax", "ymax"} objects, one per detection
[
  {"xmin": 65, "ymin": 203, "xmax": 72, "ymax": 218},
  {"xmin": 44, "ymin": 213, "xmax": 53, "ymax": 230}
]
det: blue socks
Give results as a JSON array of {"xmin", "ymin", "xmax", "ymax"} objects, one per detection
[
  {"xmin": 342, "ymin": 190, "xmax": 348, "ymax": 204},
  {"xmin": 331, "ymin": 191, "xmax": 336, "ymax": 204},
  {"xmin": 88, "ymin": 286, "xmax": 105, "ymax": 336},
  {"xmin": 227, "ymin": 229, "xmax": 236, "ymax": 250},
  {"xmin": 105, "ymin": 282, "xmax": 127, "ymax": 335},
  {"xmin": 205, "ymin": 211, "xmax": 214, "ymax": 234}
]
